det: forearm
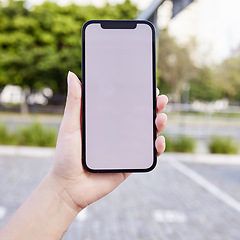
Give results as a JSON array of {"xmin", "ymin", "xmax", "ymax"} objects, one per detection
[{"xmin": 0, "ymin": 172, "xmax": 80, "ymax": 240}]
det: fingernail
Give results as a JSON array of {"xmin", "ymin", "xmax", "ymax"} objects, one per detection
[
  {"xmin": 164, "ymin": 95, "xmax": 169, "ymax": 103},
  {"xmin": 160, "ymin": 135, "xmax": 165, "ymax": 142},
  {"xmin": 67, "ymin": 71, "xmax": 80, "ymax": 84},
  {"xmin": 67, "ymin": 71, "xmax": 78, "ymax": 97},
  {"xmin": 161, "ymin": 113, "xmax": 168, "ymax": 121},
  {"xmin": 156, "ymin": 88, "xmax": 160, "ymax": 96},
  {"xmin": 67, "ymin": 71, "xmax": 73, "ymax": 85},
  {"xmin": 161, "ymin": 136, "xmax": 166, "ymax": 152},
  {"xmin": 160, "ymin": 94, "xmax": 168, "ymax": 104}
]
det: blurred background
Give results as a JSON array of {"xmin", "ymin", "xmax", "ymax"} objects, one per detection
[{"xmin": 0, "ymin": 0, "xmax": 240, "ymax": 239}]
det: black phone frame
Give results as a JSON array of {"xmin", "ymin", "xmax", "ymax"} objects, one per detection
[{"xmin": 81, "ymin": 20, "xmax": 157, "ymax": 173}]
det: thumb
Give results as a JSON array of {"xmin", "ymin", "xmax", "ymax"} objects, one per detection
[{"xmin": 59, "ymin": 71, "xmax": 82, "ymax": 135}]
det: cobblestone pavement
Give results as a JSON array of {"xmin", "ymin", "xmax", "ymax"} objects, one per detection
[
  {"xmin": 0, "ymin": 156, "xmax": 240, "ymax": 240},
  {"xmin": 188, "ymin": 163, "xmax": 240, "ymax": 204}
]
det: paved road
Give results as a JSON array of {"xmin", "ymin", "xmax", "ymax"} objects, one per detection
[{"xmin": 0, "ymin": 155, "xmax": 240, "ymax": 239}]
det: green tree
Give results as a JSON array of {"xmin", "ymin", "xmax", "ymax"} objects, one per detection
[
  {"xmin": 0, "ymin": 0, "xmax": 138, "ymax": 93},
  {"xmin": 189, "ymin": 67, "xmax": 224, "ymax": 101},
  {"xmin": 157, "ymin": 29, "xmax": 197, "ymax": 102},
  {"xmin": 214, "ymin": 56, "xmax": 240, "ymax": 102}
]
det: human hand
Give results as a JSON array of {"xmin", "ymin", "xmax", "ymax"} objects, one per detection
[
  {"xmin": 49, "ymin": 71, "xmax": 168, "ymax": 213},
  {"xmin": 0, "ymin": 72, "xmax": 167, "ymax": 240}
]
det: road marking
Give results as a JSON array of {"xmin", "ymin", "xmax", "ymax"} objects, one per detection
[
  {"xmin": 76, "ymin": 207, "xmax": 87, "ymax": 222},
  {"xmin": 169, "ymin": 160, "xmax": 240, "ymax": 213},
  {"xmin": 0, "ymin": 206, "xmax": 7, "ymax": 219},
  {"xmin": 152, "ymin": 209, "xmax": 187, "ymax": 223}
]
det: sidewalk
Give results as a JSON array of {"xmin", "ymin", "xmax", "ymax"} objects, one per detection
[
  {"xmin": 0, "ymin": 145, "xmax": 239, "ymax": 165},
  {"xmin": 162, "ymin": 152, "xmax": 240, "ymax": 165}
]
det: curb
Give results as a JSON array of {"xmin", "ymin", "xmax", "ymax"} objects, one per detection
[
  {"xmin": 0, "ymin": 145, "xmax": 239, "ymax": 165},
  {"xmin": 0, "ymin": 145, "xmax": 55, "ymax": 158}
]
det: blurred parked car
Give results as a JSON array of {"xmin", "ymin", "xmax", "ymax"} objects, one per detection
[
  {"xmin": 0, "ymin": 85, "xmax": 25, "ymax": 106},
  {"xmin": 27, "ymin": 88, "xmax": 53, "ymax": 106},
  {"xmin": 0, "ymin": 85, "xmax": 53, "ymax": 107}
]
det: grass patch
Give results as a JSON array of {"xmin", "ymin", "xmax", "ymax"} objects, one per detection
[
  {"xmin": 212, "ymin": 112, "xmax": 240, "ymax": 118},
  {"xmin": 209, "ymin": 136, "xmax": 239, "ymax": 154}
]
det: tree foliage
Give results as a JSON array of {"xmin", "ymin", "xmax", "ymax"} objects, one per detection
[
  {"xmin": 189, "ymin": 67, "xmax": 224, "ymax": 102},
  {"xmin": 0, "ymin": 0, "xmax": 138, "ymax": 93},
  {"xmin": 157, "ymin": 29, "xmax": 198, "ymax": 102},
  {"xmin": 2, "ymin": 1, "xmax": 240, "ymax": 104},
  {"xmin": 158, "ymin": 29, "xmax": 240, "ymax": 104},
  {"xmin": 215, "ymin": 56, "xmax": 240, "ymax": 102},
  {"xmin": 190, "ymin": 55, "xmax": 240, "ymax": 103}
]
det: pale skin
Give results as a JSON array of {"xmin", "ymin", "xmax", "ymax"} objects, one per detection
[{"xmin": 0, "ymin": 71, "xmax": 168, "ymax": 240}]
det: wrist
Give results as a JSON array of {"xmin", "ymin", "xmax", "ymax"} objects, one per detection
[{"xmin": 45, "ymin": 171, "xmax": 82, "ymax": 215}]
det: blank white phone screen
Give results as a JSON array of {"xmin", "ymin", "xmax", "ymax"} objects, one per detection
[{"xmin": 85, "ymin": 23, "xmax": 154, "ymax": 170}]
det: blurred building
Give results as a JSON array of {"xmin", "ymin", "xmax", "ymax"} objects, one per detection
[{"xmin": 158, "ymin": 0, "xmax": 240, "ymax": 66}]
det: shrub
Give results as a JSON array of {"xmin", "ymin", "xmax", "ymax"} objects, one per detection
[
  {"xmin": 164, "ymin": 135, "xmax": 174, "ymax": 152},
  {"xmin": 174, "ymin": 136, "xmax": 196, "ymax": 153},
  {"xmin": 0, "ymin": 124, "xmax": 9, "ymax": 145},
  {"xmin": 209, "ymin": 136, "xmax": 239, "ymax": 154},
  {"xmin": 16, "ymin": 122, "xmax": 57, "ymax": 147},
  {"xmin": 164, "ymin": 135, "xmax": 196, "ymax": 153},
  {"xmin": 0, "ymin": 124, "xmax": 17, "ymax": 145}
]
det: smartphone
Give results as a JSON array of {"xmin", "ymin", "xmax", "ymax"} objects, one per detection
[{"xmin": 81, "ymin": 20, "xmax": 156, "ymax": 173}]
